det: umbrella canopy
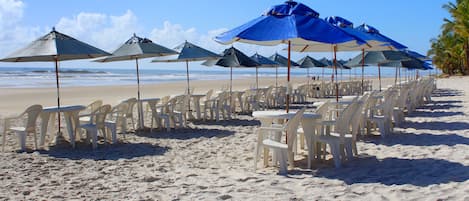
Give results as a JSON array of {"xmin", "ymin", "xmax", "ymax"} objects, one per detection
[
  {"xmin": 1, "ymin": 28, "xmax": 109, "ymax": 62},
  {"xmin": 250, "ymin": 53, "xmax": 279, "ymax": 89},
  {"xmin": 0, "ymin": 27, "xmax": 110, "ymax": 137},
  {"xmin": 95, "ymin": 33, "xmax": 177, "ymax": 62},
  {"xmin": 95, "ymin": 34, "xmax": 178, "ymax": 129},
  {"xmin": 320, "ymin": 57, "xmax": 351, "ymax": 69},
  {"xmin": 152, "ymin": 41, "xmax": 220, "ymax": 62},
  {"xmin": 355, "ymin": 24, "xmax": 407, "ymax": 50},
  {"xmin": 203, "ymin": 47, "xmax": 260, "ymax": 105},
  {"xmin": 269, "ymin": 53, "xmax": 300, "ymax": 67},
  {"xmin": 214, "ymin": 0, "xmax": 365, "ymax": 112},
  {"xmin": 345, "ymin": 50, "xmax": 413, "ymax": 91},
  {"xmin": 291, "ymin": 16, "xmax": 391, "ymax": 52},
  {"xmin": 269, "ymin": 53, "xmax": 299, "ymax": 88},
  {"xmin": 297, "ymin": 55, "xmax": 327, "ymax": 68},
  {"xmin": 297, "ymin": 55, "xmax": 326, "ymax": 84},
  {"xmin": 152, "ymin": 41, "xmax": 220, "ymax": 95},
  {"xmin": 345, "ymin": 50, "xmax": 413, "ymax": 67}
]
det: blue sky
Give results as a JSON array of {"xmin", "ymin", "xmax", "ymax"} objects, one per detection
[{"xmin": 0, "ymin": 0, "xmax": 452, "ymax": 70}]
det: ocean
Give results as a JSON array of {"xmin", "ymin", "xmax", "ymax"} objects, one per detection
[{"xmin": 0, "ymin": 66, "xmax": 428, "ymax": 88}]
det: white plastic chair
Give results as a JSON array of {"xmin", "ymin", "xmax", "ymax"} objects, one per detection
[
  {"xmin": 78, "ymin": 104, "xmax": 111, "ymax": 149},
  {"xmin": 105, "ymin": 102, "xmax": 128, "ymax": 143},
  {"xmin": 315, "ymin": 100, "xmax": 359, "ymax": 168},
  {"xmin": 254, "ymin": 108, "xmax": 305, "ymax": 174},
  {"xmin": 122, "ymin": 98, "xmax": 137, "ymax": 130},
  {"xmin": 2, "ymin": 105, "xmax": 43, "ymax": 151},
  {"xmin": 78, "ymin": 100, "xmax": 103, "ymax": 123}
]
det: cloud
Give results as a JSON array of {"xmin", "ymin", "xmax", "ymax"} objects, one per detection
[
  {"xmin": 56, "ymin": 10, "xmax": 141, "ymax": 51},
  {"xmin": 0, "ymin": 0, "xmax": 41, "ymax": 57}
]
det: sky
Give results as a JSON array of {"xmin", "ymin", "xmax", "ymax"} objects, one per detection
[{"xmin": 0, "ymin": 0, "xmax": 453, "ymax": 70}]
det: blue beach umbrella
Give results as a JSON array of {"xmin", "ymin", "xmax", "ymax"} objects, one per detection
[{"xmin": 215, "ymin": 0, "xmax": 365, "ymax": 111}]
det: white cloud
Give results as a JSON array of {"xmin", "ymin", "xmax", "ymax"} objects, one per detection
[
  {"xmin": 0, "ymin": 0, "xmax": 41, "ymax": 57},
  {"xmin": 56, "ymin": 10, "xmax": 141, "ymax": 51}
]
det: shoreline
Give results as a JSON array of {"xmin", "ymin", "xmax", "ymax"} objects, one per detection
[{"xmin": 0, "ymin": 76, "xmax": 396, "ymax": 115}]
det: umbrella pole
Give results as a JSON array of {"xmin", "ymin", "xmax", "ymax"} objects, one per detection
[
  {"xmin": 286, "ymin": 40, "xmax": 291, "ymax": 113},
  {"xmin": 334, "ymin": 45, "xmax": 339, "ymax": 102},
  {"xmin": 256, "ymin": 66, "xmax": 259, "ymax": 90},
  {"xmin": 275, "ymin": 67, "xmax": 278, "ymax": 89},
  {"xmin": 136, "ymin": 58, "xmax": 143, "ymax": 130},
  {"xmin": 394, "ymin": 65, "xmax": 398, "ymax": 86},
  {"xmin": 322, "ymin": 67, "xmax": 324, "ymax": 80},
  {"xmin": 186, "ymin": 60, "xmax": 191, "ymax": 113},
  {"xmin": 230, "ymin": 66, "xmax": 233, "ymax": 110},
  {"xmin": 54, "ymin": 58, "xmax": 62, "ymax": 135},
  {"xmin": 378, "ymin": 63, "xmax": 382, "ymax": 92},
  {"xmin": 307, "ymin": 68, "xmax": 310, "ymax": 86},
  {"xmin": 361, "ymin": 49, "xmax": 365, "ymax": 95},
  {"xmin": 399, "ymin": 65, "xmax": 402, "ymax": 88}
]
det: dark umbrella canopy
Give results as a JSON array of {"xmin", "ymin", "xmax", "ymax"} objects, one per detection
[
  {"xmin": 151, "ymin": 41, "xmax": 220, "ymax": 62},
  {"xmin": 250, "ymin": 53, "xmax": 279, "ymax": 89},
  {"xmin": 1, "ymin": 27, "xmax": 109, "ymax": 62},
  {"xmin": 297, "ymin": 55, "xmax": 326, "ymax": 68},
  {"xmin": 203, "ymin": 47, "xmax": 260, "ymax": 105},
  {"xmin": 320, "ymin": 57, "xmax": 351, "ymax": 69},
  {"xmin": 269, "ymin": 53, "xmax": 300, "ymax": 67},
  {"xmin": 345, "ymin": 50, "xmax": 413, "ymax": 91},
  {"xmin": 345, "ymin": 50, "xmax": 412, "ymax": 67},
  {"xmin": 0, "ymin": 27, "xmax": 110, "ymax": 138},
  {"xmin": 151, "ymin": 41, "xmax": 220, "ymax": 96},
  {"xmin": 214, "ymin": 47, "xmax": 259, "ymax": 67},
  {"xmin": 95, "ymin": 34, "xmax": 178, "ymax": 130},
  {"xmin": 95, "ymin": 33, "xmax": 178, "ymax": 62}
]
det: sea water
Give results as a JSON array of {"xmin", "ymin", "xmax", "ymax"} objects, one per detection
[{"xmin": 0, "ymin": 66, "xmax": 427, "ymax": 88}]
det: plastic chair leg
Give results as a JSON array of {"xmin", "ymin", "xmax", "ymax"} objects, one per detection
[{"xmin": 17, "ymin": 132, "xmax": 26, "ymax": 151}]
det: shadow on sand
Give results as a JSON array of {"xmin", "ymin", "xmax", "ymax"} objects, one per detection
[
  {"xmin": 191, "ymin": 118, "xmax": 260, "ymax": 127},
  {"xmin": 364, "ymin": 132, "xmax": 469, "ymax": 146},
  {"xmin": 431, "ymin": 88, "xmax": 464, "ymax": 97},
  {"xmin": 39, "ymin": 142, "xmax": 169, "ymax": 160},
  {"xmin": 313, "ymin": 156, "xmax": 469, "ymax": 186},
  {"xmin": 135, "ymin": 127, "xmax": 236, "ymax": 140},
  {"xmin": 402, "ymin": 121, "xmax": 469, "ymax": 131}
]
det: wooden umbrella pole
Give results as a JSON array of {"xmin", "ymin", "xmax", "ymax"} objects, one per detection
[
  {"xmin": 275, "ymin": 67, "xmax": 278, "ymax": 89},
  {"xmin": 378, "ymin": 63, "xmax": 382, "ymax": 92},
  {"xmin": 361, "ymin": 49, "xmax": 365, "ymax": 94},
  {"xmin": 54, "ymin": 58, "xmax": 62, "ymax": 134},
  {"xmin": 256, "ymin": 66, "xmax": 259, "ymax": 89},
  {"xmin": 286, "ymin": 40, "xmax": 291, "ymax": 113},
  {"xmin": 334, "ymin": 45, "xmax": 339, "ymax": 103},
  {"xmin": 230, "ymin": 66, "xmax": 233, "ymax": 108},
  {"xmin": 136, "ymin": 57, "xmax": 143, "ymax": 130},
  {"xmin": 186, "ymin": 60, "xmax": 191, "ymax": 112}
]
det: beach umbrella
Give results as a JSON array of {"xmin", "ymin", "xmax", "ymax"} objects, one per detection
[
  {"xmin": 0, "ymin": 27, "xmax": 110, "ymax": 135},
  {"xmin": 380, "ymin": 56, "xmax": 433, "ymax": 85},
  {"xmin": 94, "ymin": 34, "xmax": 178, "ymax": 129},
  {"xmin": 151, "ymin": 41, "xmax": 220, "ymax": 95},
  {"xmin": 250, "ymin": 53, "xmax": 279, "ymax": 89},
  {"xmin": 269, "ymin": 53, "xmax": 300, "ymax": 88},
  {"xmin": 345, "ymin": 50, "xmax": 413, "ymax": 91},
  {"xmin": 202, "ymin": 47, "xmax": 259, "ymax": 104},
  {"xmin": 297, "ymin": 55, "xmax": 326, "ymax": 84},
  {"xmin": 214, "ymin": 0, "xmax": 365, "ymax": 111}
]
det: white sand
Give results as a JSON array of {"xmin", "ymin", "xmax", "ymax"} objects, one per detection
[{"xmin": 0, "ymin": 76, "xmax": 468, "ymax": 200}]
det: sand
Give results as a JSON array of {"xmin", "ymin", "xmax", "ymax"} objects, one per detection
[{"xmin": 1, "ymin": 76, "xmax": 467, "ymax": 200}]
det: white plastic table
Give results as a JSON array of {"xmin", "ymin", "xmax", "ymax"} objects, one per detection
[
  {"xmin": 252, "ymin": 110, "xmax": 321, "ymax": 168},
  {"xmin": 40, "ymin": 105, "xmax": 86, "ymax": 148}
]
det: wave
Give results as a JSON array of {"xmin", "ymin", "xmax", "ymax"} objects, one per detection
[{"xmin": 31, "ymin": 69, "xmax": 108, "ymax": 74}]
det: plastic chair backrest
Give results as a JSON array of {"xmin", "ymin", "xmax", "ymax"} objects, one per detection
[
  {"xmin": 109, "ymin": 102, "xmax": 128, "ymax": 121},
  {"xmin": 123, "ymin": 98, "xmax": 137, "ymax": 116},
  {"xmin": 86, "ymin": 100, "xmax": 103, "ymax": 114},
  {"xmin": 335, "ymin": 100, "xmax": 359, "ymax": 135},
  {"xmin": 286, "ymin": 108, "xmax": 306, "ymax": 148},
  {"xmin": 94, "ymin": 104, "xmax": 111, "ymax": 129},
  {"xmin": 205, "ymin": 89, "xmax": 213, "ymax": 100},
  {"xmin": 23, "ymin": 104, "xmax": 43, "ymax": 133}
]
